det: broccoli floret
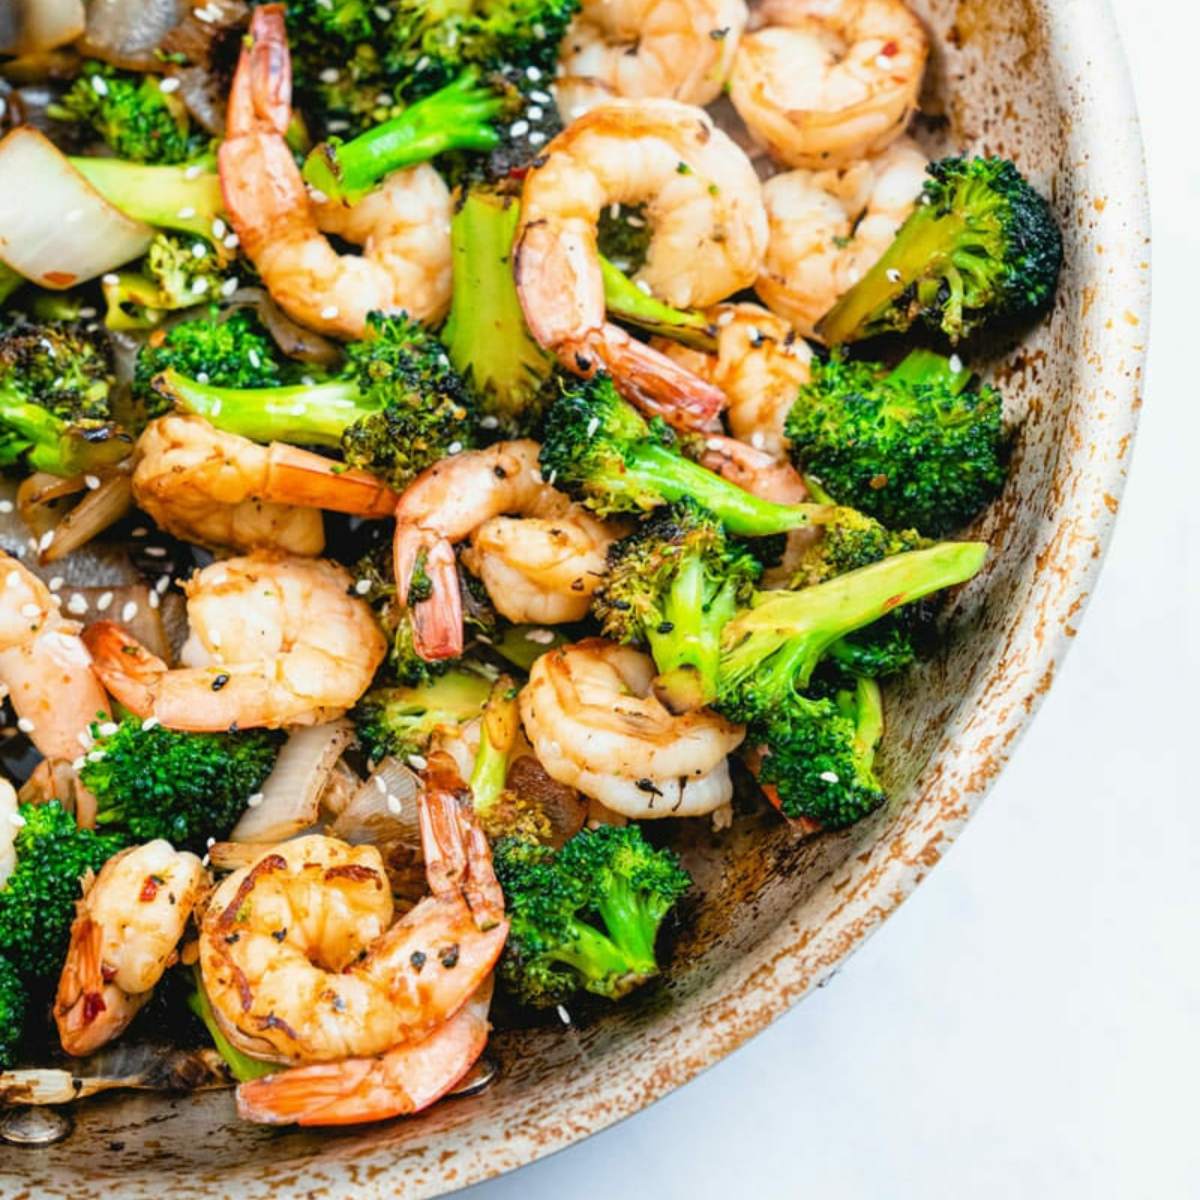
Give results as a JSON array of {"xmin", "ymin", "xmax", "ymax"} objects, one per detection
[
  {"xmin": 787, "ymin": 348, "xmax": 1007, "ymax": 537},
  {"xmin": 757, "ymin": 678, "xmax": 885, "ymax": 830},
  {"xmin": 494, "ymin": 822, "xmax": 691, "ymax": 1007},
  {"xmin": 0, "ymin": 322, "xmax": 130, "ymax": 475},
  {"xmin": 102, "ymin": 234, "xmax": 232, "ymax": 330},
  {"xmin": 0, "ymin": 953, "xmax": 26, "ymax": 1069},
  {"xmin": 48, "ymin": 62, "xmax": 204, "ymax": 165},
  {"xmin": 0, "ymin": 801, "xmax": 126, "ymax": 979},
  {"xmin": 539, "ymin": 374, "xmax": 838, "ymax": 536},
  {"xmin": 79, "ymin": 717, "xmax": 283, "ymax": 853},
  {"xmin": 817, "ymin": 156, "xmax": 1063, "ymax": 345},
  {"xmin": 716, "ymin": 542, "xmax": 987, "ymax": 726},
  {"xmin": 594, "ymin": 499, "xmax": 761, "ymax": 713},
  {"xmin": 823, "ymin": 613, "xmax": 922, "ymax": 680},
  {"xmin": 133, "ymin": 308, "xmax": 286, "ymax": 417},
  {"xmin": 353, "ymin": 670, "xmax": 493, "ymax": 765},
  {"xmin": 154, "ymin": 311, "xmax": 477, "ymax": 488},
  {"xmin": 788, "ymin": 504, "xmax": 928, "ymax": 588},
  {"xmin": 441, "ymin": 189, "xmax": 555, "ymax": 437}
]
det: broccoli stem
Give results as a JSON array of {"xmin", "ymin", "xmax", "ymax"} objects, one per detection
[
  {"xmin": 845, "ymin": 677, "xmax": 884, "ymax": 765},
  {"xmin": 468, "ymin": 679, "xmax": 518, "ymax": 820},
  {"xmin": 302, "ymin": 73, "xmax": 503, "ymax": 205},
  {"xmin": 69, "ymin": 157, "xmax": 227, "ymax": 249},
  {"xmin": 154, "ymin": 367, "xmax": 368, "ymax": 446},
  {"xmin": 599, "ymin": 258, "xmax": 718, "ymax": 352},
  {"xmin": 617, "ymin": 441, "xmax": 831, "ymax": 536},
  {"xmin": 591, "ymin": 877, "xmax": 664, "ymax": 973},
  {"xmin": 554, "ymin": 920, "xmax": 653, "ymax": 989},
  {"xmin": 885, "ymin": 346, "xmax": 972, "ymax": 392},
  {"xmin": 186, "ymin": 967, "xmax": 276, "ymax": 1083}
]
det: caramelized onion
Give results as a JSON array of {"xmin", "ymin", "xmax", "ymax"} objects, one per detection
[
  {"xmin": 79, "ymin": 0, "xmax": 187, "ymax": 71},
  {"xmin": 330, "ymin": 756, "xmax": 422, "ymax": 847}
]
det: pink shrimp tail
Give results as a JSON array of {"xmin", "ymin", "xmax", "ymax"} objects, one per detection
[
  {"xmin": 393, "ymin": 524, "xmax": 463, "ymax": 661},
  {"xmin": 225, "ymin": 4, "xmax": 292, "ymax": 139}
]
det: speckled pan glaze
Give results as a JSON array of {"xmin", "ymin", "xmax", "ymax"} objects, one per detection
[{"xmin": 0, "ymin": 0, "xmax": 1148, "ymax": 1194}]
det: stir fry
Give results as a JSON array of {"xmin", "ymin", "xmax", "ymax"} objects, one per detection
[{"xmin": 0, "ymin": 0, "xmax": 1060, "ymax": 1129}]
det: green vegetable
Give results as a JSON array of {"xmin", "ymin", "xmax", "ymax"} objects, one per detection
[
  {"xmin": 0, "ymin": 953, "xmax": 26, "ymax": 1069},
  {"xmin": 186, "ymin": 967, "xmax": 275, "ymax": 1082}
]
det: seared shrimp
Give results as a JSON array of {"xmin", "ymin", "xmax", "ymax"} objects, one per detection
[
  {"xmin": 394, "ymin": 441, "xmax": 620, "ymax": 659},
  {"xmin": 0, "ymin": 550, "xmax": 110, "ymax": 762},
  {"xmin": 515, "ymin": 99, "xmax": 768, "ymax": 429},
  {"xmin": 558, "ymin": 0, "xmax": 748, "ymax": 106},
  {"xmin": 55, "ymin": 841, "xmax": 208, "ymax": 1057},
  {"xmin": 236, "ymin": 981, "xmax": 494, "ymax": 1126},
  {"xmin": 729, "ymin": 0, "xmax": 928, "ymax": 169},
  {"xmin": 199, "ymin": 756, "xmax": 507, "ymax": 1064},
  {"xmin": 219, "ymin": 5, "xmax": 452, "ymax": 340},
  {"xmin": 520, "ymin": 639, "xmax": 744, "ymax": 818},
  {"xmin": 756, "ymin": 136, "xmax": 927, "ymax": 334},
  {"xmin": 133, "ymin": 417, "xmax": 398, "ymax": 556},
  {"xmin": 655, "ymin": 303, "xmax": 813, "ymax": 458},
  {"xmin": 83, "ymin": 553, "xmax": 385, "ymax": 731}
]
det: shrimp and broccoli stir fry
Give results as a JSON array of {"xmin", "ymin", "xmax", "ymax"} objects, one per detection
[{"xmin": 0, "ymin": 0, "xmax": 1059, "ymax": 1130}]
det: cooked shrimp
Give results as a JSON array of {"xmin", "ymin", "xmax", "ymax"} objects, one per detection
[
  {"xmin": 558, "ymin": 0, "xmax": 748, "ymax": 106},
  {"xmin": 0, "ymin": 550, "xmax": 110, "ymax": 762},
  {"xmin": 218, "ymin": 5, "xmax": 452, "ymax": 340},
  {"xmin": 236, "ymin": 981, "xmax": 494, "ymax": 1127},
  {"xmin": 655, "ymin": 302, "xmax": 813, "ymax": 458},
  {"xmin": 728, "ymin": 0, "xmax": 928, "ymax": 169},
  {"xmin": 514, "ymin": 99, "xmax": 769, "ymax": 429},
  {"xmin": 82, "ymin": 553, "xmax": 385, "ymax": 731},
  {"xmin": 199, "ymin": 756, "xmax": 507, "ymax": 1064},
  {"xmin": 394, "ymin": 440, "xmax": 619, "ymax": 659},
  {"xmin": 0, "ymin": 778, "xmax": 16, "ymax": 887},
  {"xmin": 698, "ymin": 433, "xmax": 818, "ymax": 585},
  {"xmin": 519, "ymin": 639, "xmax": 744, "ymax": 818},
  {"xmin": 756, "ymin": 136, "xmax": 927, "ymax": 334},
  {"xmin": 54, "ymin": 841, "xmax": 208, "ymax": 1057}
]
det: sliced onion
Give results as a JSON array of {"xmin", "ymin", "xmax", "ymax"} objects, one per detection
[
  {"xmin": 172, "ymin": 64, "xmax": 227, "ymax": 137},
  {"xmin": 19, "ymin": 470, "xmax": 134, "ymax": 565},
  {"xmin": 207, "ymin": 841, "xmax": 268, "ymax": 873},
  {"xmin": 230, "ymin": 720, "xmax": 354, "ymax": 844},
  {"xmin": 319, "ymin": 758, "xmax": 363, "ymax": 819},
  {"xmin": 161, "ymin": 0, "xmax": 247, "ymax": 68},
  {"xmin": 79, "ymin": 0, "xmax": 187, "ymax": 71},
  {"xmin": 0, "ymin": 128, "xmax": 153, "ymax": 288},
  {"xmin": 71, "ymin": 584, "xmax": 171, "ymax": 659},
  {"xmin": 331, "ymin": 756, "xmax": 422, "ymax": 847},
  {"xmin": 0, "ymin": 0, "xmax": 85, "ymax": 55},
  {"xmin": 229, "ymin": 288, "xmax": 342, "ymax": 367}
]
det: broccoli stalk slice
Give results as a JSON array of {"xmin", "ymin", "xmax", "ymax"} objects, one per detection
[
  {"xmin": 468, "ymin": 678, "xmax": 518, "ymax": 821},
  {"xmin": 154, "ymin": 367, "xmax": 365, "ymax": 446},
  {"xmin": 186, "ymin": 967, "xmax": 275, "ymax": 1082},
  {"xmin": 598, "ymin": 257, "xmax": 718, "ymax": 352},
  {"xmin": 550, "ymin": 918, "xmax": 657, "ymax": 992},
  {"xmin": 302, "ymin": 72, "xmax": 504, "ymax": 204},
  {"xmin": 719, "ymin": 542, "xmax": 987, "ymax": 720},
  {"xmin": 845, "ymin": 676, "xmax": 884, "ymax": 766},
  {"xmin": 589, "ymin": 874, "xmax": 669, "ymax": 975},
  {"xmin": 68, "ymin": 157, "xmax": 229, "ymax": 251}
]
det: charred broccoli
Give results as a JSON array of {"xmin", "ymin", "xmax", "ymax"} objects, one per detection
[
  {"xmin": 817, "ymin": 155, "xmax": 1063, "ymax": 345},
  {"xmin": 0, "ymin": 954, "xmax": 25, "ymax": 1069}
]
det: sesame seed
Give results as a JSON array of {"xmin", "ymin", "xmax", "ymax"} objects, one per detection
[
  {"xmin": 248, "ymin": 350, "xmax": 261, "ymax": 369},
  {"xmin": 447, "ymin": 440, "xmax": 463, "ymax": 455},
  {"xmin": 221, "ymin": 277, "xmax": 239, "ymax": 297},
  {"xmin": 148, "ymin": 591, "xmax": 160, "ymax": 609},
  {"xmin": 586, "ymin": 417, "xmax": 600, "ymax": 438},
  {"xmin": 509, "ymin": 119, "xmax": 530, "ymax": 138},
  {"xmin": 121, "ymin": 601, "xmax": 138, "ymax": 623},
  {"xmin": 526, "ymin": 66, "xmax": 542, "ymax": 81},
  {"xmin": 191, "ymin": 277, "xmax": 209, "ymax": 294},
  {"xmin": 556, "ymin": 1004, "xmax": 571, "ymax": 1025},
  {"xmin": 635, "ymin": 280, "xmax": 652, "ymax": 295},
  {"xmin": 374, "ymin": 774, "xmax": 389, "ymax": 793},
  {"xmin": 524, "ymin": 628, "xmax": 555, "ymax": 645},
  {"xmin": 37, "ymin": 530, "xmax": 54, "ymax": 552},
  {"xmin": 885, "ymin": 267, "xmax": 902, "ymax": 283},
  {"xmin": 185, "ymin": 164, "xmax": 203, "ymax": 180},
  {"xmin": 79, "ymin": 306, "xmax": 97, "ymax": 319},
  {"xmin": 209, "ymin": 628, "xmax": 222, "ymax": 648},
  {"xmin": 0, "ymin": 500, "xmax": 11, "ymax": 514},
  {"xmin": 8, "ymin": 811, "xmax": 26, "ymax": 828},
  {"xmin": 546, "ymin": 468, "xmax": 557, "ymax": 485},
  {"xmin": 77, "ymin": 731, "xmax": 93, "ymax": 749},
  {"xmin": 16, "ymin": 717, "xmax": 34, "ymax": 733},
  {"xmin": 480, "ymin": 415, "xmax": 500, "ymax": 430},
  {"xmin": 98, "ymin": 721, "xmax": 119, "ymax": 737},
  {"xmin": 132, "ymin": 526, "xmax": 148, "ymax": 538},
  {"xmin": 308, "ymin": 187, "xmax": 329, "ymax": 204},
  {"xmin": 529, "ymin": 131, "xmax": 546, "ymax": 146},
  {"xmin": 87, "ymin": 749, "xmax": 105, "ymax": 762},
  {"xmin": 407, "ymin": 754, "xmax": 428, "ymax": 771},
  {"xmin": 386, "ymin": 794, "xmax": 402, "ymax": 815},
  {"xmin": 91, "ymin": 75, "xmax": 108, "ymax": 96},
  {"xmin": 949, "ymin": 354, "xmax": 964, "ymax": 374},
  {"xmin": 223, "ymin": 232, "xmax": 240, "ymax": 250},
  {"xmin": 67, "ymin": 594, "xmax": 88, "ymax": 615},
  {"xmin": 145, "ymin": 546, "xmax": 168, "ymax": 558},
  {"xmin": 527, "ymin": 106, "xmax": 544, "ymax": 121},
  {"xmin": 875, "ymin": 53, "xmax": 893, "ymax": 69},
  {"xmin": 177, "ymin": 206, "xmax": 197, "ymax": 219},
  {"xmin": 247, "ymin": 792, "xmax": 265, "ymax": 808},
  {"xmin": 206, "ymin": 837, "xmax": 215, "ymax": 848},
  {"xmin": 530, "ymin": 89, "xmax": 552, "ymax": 104},
  {"xmin": 141, "ymin": 717, "xmax": 159, "ymax": 731},
  {"xmin": 48, "ymin": 577, "xmax": 63, "ymax": 592},
  {"xmin": 102, "ymin": 273, "xmax": 120, "ymax": 286},
  {"xmin": 321, "ymin": 305, "xmax": 340, "ymax": 319},
  {"xmin": 73, "ymin": 756, "xmax": 85, "ymax": 771},
  {"xmin": 716, "ymin": 309, "xmax": 736, "ymax": 327},
  {"xmin": 19, "ymin": 602, "xmax": 40, "ymax": 618},
  {"xmin": 191, "ymin": 242, "xmax": 208, "ymax": 259},
  {"xmin": 84, "ymin": 474, "xmax": 101, "ymax": 490},
  {"xmin": 819, "ymin": 770, "xmax": 840, "ymax": 783},
  {"xmin": 750, "ymin": 431, "xmax": 766, "ymax": 449},
  {"xmin": 354, "ymin": 579, "xmax": 371, "ymax": 595},
  {"xmin": 155, "ymin": 574, "xmax": 171, "ymax": 594},
  {"xmin": 96, "ymin": 591, "xmax": 113, "ymax": 611},
  {"xmin": 319, "ymin": 67, "xmax": 340, "ymax": 83},
  {"xmin": 159, "ymin": 76, "xmax": 180, "ymax": 93}
]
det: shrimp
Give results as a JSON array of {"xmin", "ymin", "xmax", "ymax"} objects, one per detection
[
  {"xmin": 235, "ymin": 981, "xmax": 494, "ymax": 1127},
  {"xmin": 756, "ymin": 136, "xmax": 928, "ymax": 334},
  {"xmin": 82, "ymin": 553, "xmax": 385, "ymax": 731},
  {"xmin": 0, "ymin": 778, "xmax": 16, "ymax": 887},
  {"xmin": 514, "ymin": 99, "xmax": 769, "ymax": 430},
  {"xmin": 54, "ymin": 841, "xmax": 208, "ymax": 1057},
  {"xmin": 199, "ymin": 755, "xmax": 507, "ymax": 1064},
  {"xmin": 654, "ymin": 302, "xmax": 813, "ymax": 458},
  {"xmin": 0, "ymin": 550, "xmax": 110, "ymax": 762},
  {"xmin": 558, "ymin": 0, "xmax": 748, "ymax": 107},
  {"xmin": 133, "ymin": 416, "xmax": 399, "ymax": 556},
  {"xmin": 394, "ymin": 441, "xmax": 620, "ymax": 658},
  {"xmin": 519, "ymin": 639, "xmax": 744, "ymax": 818},
  {"xmin": 728, "ymin": 0, "xmax": 928, "ymax": 169},
  {"xmin": 218, "ymin": 5, "xmax": 452, "ymax": 340}
]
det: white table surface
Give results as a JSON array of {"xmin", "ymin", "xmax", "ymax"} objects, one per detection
[{"xmin": 463, "ymin": 1, "xmax": 1197, "ymax": 1194}]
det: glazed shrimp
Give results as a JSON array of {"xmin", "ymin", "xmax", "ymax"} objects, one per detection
[
  {"xmin": 133, "ymin": 416, "xmax": 398, "ymax": 556},
  {"xmin": 655, "ymin": 303, "xmax": 813, "ymax": 458},
  {"xmin": 199, "ymin": 756, "xmax": 507, "ymax": 1064},
  {"xmin": 236, "ymin": 981, "xmax": 494, "ymax": 1127},
  {"xmin": 218, "ymin": 5, "xmax": 452, "ymax": 340},
  {"xmin": 0, "ymin": 550, "xmax": 110, "ymax": 762},
  {"xmin": 54, "ymin": 841, "xmax": 208, "ymax": 1057},
  {"xmin": 756, "ymin": 136, "xmax": 927, "ymax": 334},
  {"xmin": 394, "ymin": 441, "xmax": 620, "ymax": 659},
  {"xmin": 82, "ymin": 553, "xmax": 385, "ymax": 731},
  {"xmin": 558, "ymin": 0, "xmax": 748, "ymax": 107},
  {"xmin": 514, "ymin": 99, "xmax": 768, "ymax": 429},
  {"xmin": 728, "ymin": 0, "xmax": 928, "ymax": 169},
  {"xmin": 520, "ymin": 639, "xmax": 744, "ymax": 818}
]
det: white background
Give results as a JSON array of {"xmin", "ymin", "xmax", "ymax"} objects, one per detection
[{"xmin": 463, "ymin": 0, "xmax": 1198, "ymax": 1195}]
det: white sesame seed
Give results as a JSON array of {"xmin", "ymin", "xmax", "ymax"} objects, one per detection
[
  {"xmin": 480, "ymin": 415, "xmax": 500, "ymax": 430},
  {"xmin": 546, "ymin": 468, "xmax": 557, "ymax": 486},
  {"xmin": 145, "ymin": 546, "xmax": 168, "ymax": 558},
  {"xmin": 16, "ymin": 717, "xmax": 34, "ymax": 734},
  {"xmin": 191, "ymin": 277, "xmax": 209, "ymax": 295},
  {"xmin": 301, "ymin": 375, "xmax": 316, "ymax": 387},
  {"xmin": 307, "ymin": 187, "xmax": 329, "ymax": 205},
  {"xmin": 354, "ymin": 579, "xmax": 371, "ymax": 595},
  {"xmin": 248, "ymin": 349, "xmax": 262, "ymax": 369},
  {"xmin": 67, "ymin": 594, "xmax": 88, "ymax": 615},
  {"xmin": 141, "ymin": 716, "xmax": 160, "ymax": 731},
  {"xmin": 571, "ymin": 104, "xmax": 588, "ymax": 119},
  {"xmin": 407, "ymin": 754, "xmax": 428, "ymax": 771},
  {"xmin": 319, "ymin": 67, "xmax": 340, "ymax": 83},
  {"xmin": 185, "ymin": 164, "xmax": 203, "ymax": 180},
  {"xmin": 201, "ymin": 854, "xmax": 211, "ymax": 867},
  {"xmin": 132, "ymin": 526, "xmax": 148, "ymax": 538},
  {"xmin": 19, "ymin": 602, "xmax": 40, "ymax": 618},
  {"xmin": 209, "ymin": 628, "xmax": 222, "ymax": 648},
  {"xmin": 529, "ymin": 131, "xmax": 546, "ymax": 146},
  {"xmin": 206, "ymin": 837, "xmax": 215, "ymax": 848},
  {"xmin": 84, "ymin": 474, "xmax": 101, "ymax": 490},
  {"xmin": 373, "ymin": 773, "xmax": 389, "ymax": 793},
  {"xmin": 79, "ymin": 306, "xmax": 97, "ymax": 319},
  {"xmin": 148, "ymin": 591, "xmax": 160, "ymax": 609},
  {"xmin": 98, "ymin": 721, "xmax": 119, "ymax": 737},
  {"xmin": 177, "ymin": 206, "xmax": 196, "ymax": 219},
  {"xmin": 87, "ymin": 749, "xmax": 106, "ymax": 762},
  {"xmin": 875, "ymin": 53, "xmax": 893, "ymax": 69},
  {"xmin": 750, "ymin": 431, "xmax": 766, "ymax": 449},
  {"xmin": 386, "ymin": 794, "xmax": 402, "ymax": 815},
  {"xmin": 527, "ymin": 106, "xmax": 544, "ymax": 121},
  {"xmin": 155, "ymin": 574, "xmax": 171, "ymax": 594},
  {"xmin": 77, "ymin": 730, "xmax": 92, "ymax": 749},
  {"xmin": 447, "ymin": 440, "xmax": 463, "ymax": 455},
  {"xmin": 247, "ymin": 792, "xmax": 265, "ymax": 808},
  {"xmin": 159, "ymin": 76, "xmax": 180, "ymax": 93},
  {"xmin": 321, "ymin": 305, "xmax": 340, "ymax": 319},
  {"xmin": 526, "ymin": 67, "xmax": 542, "ymax": 82},
  {"xmin": 37, "ymin": 530, "xmax": 54, "ymax": 552},
  {"xmin": 0, "ymin": 500, "xmax": 11, "ymax": 514},
  {"xmin": 48, "ymin": 577, "xmax": 63, "ymax": 592},
  {"xmin": 524, "ymin": 628, "xmax": 555, "ymax": 645},
  {"xmin": 8, "ymin": 811, "xmax": 26, "ymax": 828},
  {"xmin": 586, "ymin": 417, "xmax": 600, "ymax": 438},
  {"xmin": 530, "ymin": 89, "xmax": 552, "ymax": 104},
  {"xmin": 509, "ymin": 119, "xmax": 530, "ymax": 138},
  {"xmin": 819, "ymin": 770, "xmax": 840, "ymax": 783},
  {"xmin": 73, "ymin": 756, "xmax": 86, "ymax": 771},
  {"xmin": 556, "ymin": 1004, "xmax": 571, "ymax": 1025},
  {"xmin": 949, "ymin": 354, "xmax": 964, "ymax": 374},
  {"xmin": 91, "ymin": 75, "xmax": 108, "ymax": 96},
  {"xmin": 224, "ymin": 233, "xmax": 240, "ymax": 251},
  {"xmin": 97, "ymin": 591, "xmax": 113, "ymax": 611},
  {"xmin": 102, "ymin": 273, "xmax": 120, "ymax": 287},
  {"xmin": 191, "ymin": 242, "xmax": 208, "ymax": 259},
  {"xmin": 121, "ymin": 601, "xmax": 138, "ymax": 623},
  {"xmin": 885, "ymin": 267, "xmax": 903, "ymax": 283}
]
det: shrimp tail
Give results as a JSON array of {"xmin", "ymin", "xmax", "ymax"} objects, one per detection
[
  {"xmin": 227, "ymin": 4, "xmax": 292, "ymax": 140},
  {"xmin": 393, "ymin": 524, "xmax": 464, "ymax": 661},
  {"xmin": 80, "ymin": 622, "xmax": 167, "ymax": 719},
  {"xmin": 235, "ymin": 983, "xmax": 493, "ymax": 1126},
  {"xmin": 263, "ymin": 443, "xmax": 400, "ymax": 517}
]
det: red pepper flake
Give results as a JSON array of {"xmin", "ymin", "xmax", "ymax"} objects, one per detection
[
  {"xmin": 139, "ymin": 875, "xmax": 161, "ymax": 902},
  {"xmin": 882, "ymin": 592, "xmax": 906, "ymax": 611},
  {"xmin": 880, "ymin": 40, "xmax": 899, "ymax": 56},
  {"xmin": 43, "ymin": 271, "xmax": 77, "ymax": 287},
  {"xmin": 83, "ymin": 992, "xmax": 107, "ymax": 1024}
]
